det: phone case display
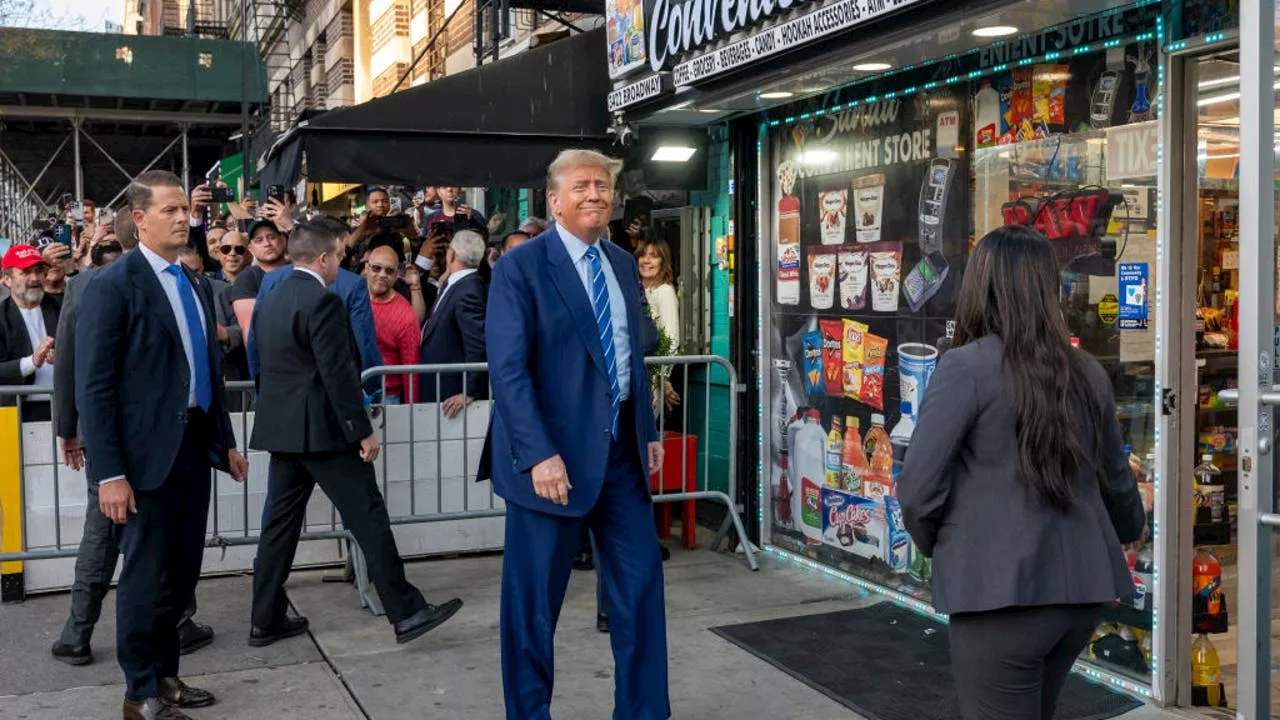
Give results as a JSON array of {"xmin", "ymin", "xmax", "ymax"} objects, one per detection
[{"xmin": 766, "ymin": 90, "xmax": 967, "ymax": 598}]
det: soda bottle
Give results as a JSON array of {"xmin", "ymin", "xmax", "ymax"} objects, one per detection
[
  {"xmin": 1193, "ymin": 547, "xmax": 1224, "ymax": 629},
  {"xmin": 1193, "ymin": 454, "xmax": 1225, "ymax": 525},
  {"xmin": 867, "ymin": 416, "xmax": 894, "ymax": 499},
  {"xmin": 1191, "ymin": 634, "xmax": 1223, "ymax": 707},
  {"xmin": 825, "ymin": 416, "xmax": 844, "ymax": 488},
  {"xmin": 842, "ymin": 416, "xmax": 867, "ymax": 494},
  {"xmin": 774, "ymin": 456, "xmax": 793, "ymax": 528}
]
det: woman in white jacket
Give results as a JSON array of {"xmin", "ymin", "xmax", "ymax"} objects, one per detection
[{"xmin": 635, "ymin": 239, "xmax": 681, "ymax": 414}]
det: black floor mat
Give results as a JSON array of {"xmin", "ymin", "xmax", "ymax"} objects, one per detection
[{"xmin": 710, "ymin": 602, "xmax": 1143, "ymax": 720}]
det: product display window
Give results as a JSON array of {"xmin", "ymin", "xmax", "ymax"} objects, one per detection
[{"xmin": 761, "ymin": 16, "xmax": 1161, "ymax": 685}]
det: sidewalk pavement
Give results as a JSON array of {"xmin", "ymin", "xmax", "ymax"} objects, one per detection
[{"xmin": 0, "ymin": 536, "xmax": 1187, "ymax": 719}]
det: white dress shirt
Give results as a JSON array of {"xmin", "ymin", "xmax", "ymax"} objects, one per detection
[
  {"xmin": 436, "ymin": 267, "xmax": 477, "ymax": 305},
  {"xmin": 138, "ymin": 243, "xmax": 208, "ymax": 409},
  {"xmin": 295, "ymin": 266, "xmax": 326, "ymax": 287},
  {"xmin": 556, "ymin": 223, "xmax": 631, "ymax": 401},
  {"xmin": 16, "ymin": 305, "xmax": 53, "ymax": 401}
]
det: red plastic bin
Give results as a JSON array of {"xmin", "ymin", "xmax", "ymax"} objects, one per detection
[{"xmin": 649, "ymin": 431, "xmax": 698, "ymax": 549}]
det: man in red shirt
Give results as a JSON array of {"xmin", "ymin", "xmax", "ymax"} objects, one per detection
[{"xmin": 363, "ymin": 244, "xmax": 420, "ymax": 403}]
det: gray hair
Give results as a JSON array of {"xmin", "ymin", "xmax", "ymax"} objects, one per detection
[
  {"xmin": 520, "ymin": 216, "xmax": 550, "ymax": 234},
  {"xmin": 450, "ymin": 229, "xmax": 486, "ymax": 269}
]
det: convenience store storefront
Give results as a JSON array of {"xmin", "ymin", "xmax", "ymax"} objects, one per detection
[{"xmin": 608, "ymin": 0, "xmax": 1280, "ymax": 712}]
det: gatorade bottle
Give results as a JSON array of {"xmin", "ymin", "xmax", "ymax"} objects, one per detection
[
  {"xmin": 825, "ymin": 416, "xmax": 844, "ymax": 488},
  {"xmin": 866, "ymin": 416, "xmax": 894, "ymax": 499},
  {"xmin": 842, "ymin": 416, "xmax": 867, "ymax": 494},
  {"xmin": 1191, "ymin": 634, "xmax": 1223, "ymax": 707}
]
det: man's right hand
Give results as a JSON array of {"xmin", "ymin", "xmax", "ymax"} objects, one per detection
[
  {"xmin": 99, "ymin": 479, "xmax": 137, "ymax": 525},
  {"xmin": 359, "ymin": 434, "xmax": 380, "ymax": 463},
  {"xmin": 60, "ymin": 436, "xmax": 84, "ymax": 471},
  {"xmin": 32, "ymin": 337, "xmax": 54, "ymax": 368},
  {"xmin": 532, "ymin": 455, "xmax": 572, "ymax": 506}
]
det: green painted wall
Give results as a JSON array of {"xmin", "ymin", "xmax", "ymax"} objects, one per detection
[{"xmin": 685, "ymin": 135, "xmax": 735, "ymax": 499}]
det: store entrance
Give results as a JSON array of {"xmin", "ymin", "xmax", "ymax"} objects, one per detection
[{"xmin": 1178, "ymin": 47, "xmax": 1280, "ymax": 716}]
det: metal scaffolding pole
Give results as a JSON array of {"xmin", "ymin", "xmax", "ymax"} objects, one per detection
[
  {"xmin": 103, "ymin": 134, "xmax": 185, "ymax": 209},
  {"xmin": 181, "ymin": 125, "xmax": 190, "ymax": 192},
  {"xmin": 72, "ymin": 118, "xmax": 83, "ymax": 202},
  {"xmin": 0, "ymin": 136, "xmax": 69, "ymax": 207}
]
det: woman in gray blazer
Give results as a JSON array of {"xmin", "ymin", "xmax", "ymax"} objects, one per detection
[{"xmin": 899, "ymin": 225, "xmax": 1146, "ymax": 720}]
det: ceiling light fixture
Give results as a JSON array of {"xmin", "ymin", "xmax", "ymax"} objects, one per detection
[
  {"xmin": 972, "ymin": 25, "xmax": 1018, "ymax": 37},
  {"xmin": 652, "ymin": 146, "xmax": 697, "ymax": 162},
  {"xmin": 852, "ymin": 62, "xmax": 892, "ymax": 72},
  {"xmin": 760, "ymin": 91, "xmax": 794, "ymax": 99}
]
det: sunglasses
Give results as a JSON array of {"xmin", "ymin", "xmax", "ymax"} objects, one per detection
[
  {"xmin": 366, "ymin": 262, "xmax": 400, "ymax": 277},
  {"xmin": 220, "ymin": 245, "xmax": 248, "ymax": 256}
]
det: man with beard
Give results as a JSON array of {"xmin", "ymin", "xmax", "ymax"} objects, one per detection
[
  {"xmin": 0, "ymin": 243, "xmax": 61, "ymax": 422},
  {"xmin": 230, "ymin": 220, "xmax": 289, "ymax": 343}
]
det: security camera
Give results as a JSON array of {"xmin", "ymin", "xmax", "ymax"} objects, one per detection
[{"xmin": 608, "ymin": 121, "xmax": 637, "ymax": 148}]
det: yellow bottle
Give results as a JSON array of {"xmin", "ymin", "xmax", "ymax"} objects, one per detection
[{"xmin": 1191, "ymin": 634, "xmax": 1223, "ymax": 707}]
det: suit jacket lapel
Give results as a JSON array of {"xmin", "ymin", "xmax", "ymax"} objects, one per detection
[
  {"xmin": 129, "ymin": 250, "xmax": 183, "ymax": 349},
  {"xmin": 40, "ymin": 300, "xmax": 58, "ymax": 345},
  {"xmin": 3, "ymin": 301, "xmax": 33, "ymax": 356},
  {"xmin": 545, "ymin": 230, "xmax": 608, "ymax": 377}
]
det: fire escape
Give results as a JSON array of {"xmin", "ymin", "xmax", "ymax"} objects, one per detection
[
  {"xmin": 473, "ymin": 0, "xmax": 602, "ymax": 66},
  {"xmin": 228, "ymin": 0, "xmax": 303, "ymax": 132}
]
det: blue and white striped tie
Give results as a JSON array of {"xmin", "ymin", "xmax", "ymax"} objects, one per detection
[{"xmin": 585, "ymin": 245, "xmax": 620, "ymax": 437}]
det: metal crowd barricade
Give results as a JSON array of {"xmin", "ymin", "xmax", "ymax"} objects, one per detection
[
  {"xmin": 0, "ymin": 354, "xmax": 756, "ymax": 610},
  {"xmin": 0, "ymin": 382, "xmax": 374, "ymax": 611}
]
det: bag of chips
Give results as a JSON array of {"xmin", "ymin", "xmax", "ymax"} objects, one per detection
[
  {"xmin": 820, "ymin": 320, "xmax": 845, "ymax": 397},
  {"xmin": 802, "ymin": 331, "xmax": 824, "ymax": 396},
  {"xmin": 860, "ymin": 333, "xmax": 888, "ymax": 410}
]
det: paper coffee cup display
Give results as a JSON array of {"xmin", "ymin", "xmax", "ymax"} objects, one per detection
[
  {"xmin": 808, "ymin": 251, "xmax": 836, "ymax": 310},
  {"xmin": 852, "ymin": 174, "xmax": 885, "ymax": 244},
  {"xmin": 818, "ymin": 190, "xmax": 848, "ymax": 245},
  {"xmin": 869, "ymin": 248, "xmax": 901, "ymax": 312},
  {"xmin": 897, "ymin": 343, "xmax": 939, "ymax": 414},
  {"xmin": 838, "ymin": 251, "xmax": 869, "ymax": 311}
]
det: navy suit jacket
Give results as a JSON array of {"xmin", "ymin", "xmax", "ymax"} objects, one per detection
[
  {"xmin": 479, "ymin": 227, "xmax": 659, "ymax": 517},
  {"xmin": 75, "ymin": 248, "xmax": 237, "ymax": 491},
  {"xmin": 418, "ymin": 271, "xmax": 487, "ymax": 403},
  {"xmin": 248, "ymin": 265, "xmax": 383, "ymax": 383}
]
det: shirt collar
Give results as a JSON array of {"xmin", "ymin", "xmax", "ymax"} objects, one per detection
[
  {"xmin": 138, "ymin": 242, "xmax": 177, "ymax": 276},
  {"xmin": 556, "ymin": 222, "xmax": 607, "ymax": 265},
  {"xmin": 445, "ymin": 268, "xmax": 477, "ymax": 287},
  {"xmin": 296, "ymin": 267, "xmax": 326, "ymax": 287}
]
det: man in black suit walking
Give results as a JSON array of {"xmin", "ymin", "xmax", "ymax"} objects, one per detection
[
  {"xmin": 418, "ymin": 228, "xmax": 487, "ymax": 415},
  {"xmin": 77, "ymin": 170, "xmax": 248, "ymax": 720},
  {"xmin": 248, "ymin": 220, "xmax": 462, "ymax": 647}
]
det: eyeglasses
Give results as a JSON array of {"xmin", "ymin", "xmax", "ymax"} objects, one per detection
[
  {"xmin": 220, "ymin": 245, "xmax": 248, "ymax": 255},
  {"xmin": 366, "ymin": 263, "xmax": 400, "ymax": 277}
]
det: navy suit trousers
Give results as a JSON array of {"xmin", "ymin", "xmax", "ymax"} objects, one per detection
[
  {"xmin": 115, "ymin": 414, "xmax": 211, "ymax": 701},
  {"xmin": 500, "ymin": 409, "xmax": 670, "ymax": 720}
]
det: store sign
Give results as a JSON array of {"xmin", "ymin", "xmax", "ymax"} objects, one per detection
[
  {"xmin": 671, "ymin": 0, "xmax": 923, "ymax": 87},
  {"xmin": 608, "ymin": 73, "xmax": 669, "ymax": 111},
  {"xmin": 1105, "ymin": 121, "xmax": 1158, "ymax": 181}
]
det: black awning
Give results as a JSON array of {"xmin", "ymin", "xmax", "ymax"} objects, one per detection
[{"xmin": 261, "ymin": 27, "xmax": 613, "ymax": 188}]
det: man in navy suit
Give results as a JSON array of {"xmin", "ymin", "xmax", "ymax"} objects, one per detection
[
  {"xmin": 77, "ymin": 170, "xmax": 249, "ymax": 720},
  {"xmin": 418, "ymin": 228, "xmax": 487, "ymax": 412},
  {"xmin": 481, "ymin": 149, "xmax": 669, "ymax": 720}
]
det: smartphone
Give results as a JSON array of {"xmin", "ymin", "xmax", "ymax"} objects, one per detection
[
  {"xmin": 236, "ymin": 218, "xmax": 255, "ymax": 234},
  {"xmin": 53, "ymin": 223, "xmax": 73, "ymax": 247},
  {"xmin": 266, "ymin": 184, "xmax": 286, "ymax": 202},
  {"xmin": 210, "ymin": 186, "xmax": 236, "ymax": 203},
  {"xmin": 378, "ymin": 215, "xmax": 405, "ymax": 232},
  {"xmin": 390, "ymin": 196, "xmax": 404, "ymax": 214},
  {"xmin": 97, "ymin": 207, "xmax": 113, "ymax": 224},
  {"xmin": 71, "ymin": 202, "xmax": 84, "ymax": 223}
]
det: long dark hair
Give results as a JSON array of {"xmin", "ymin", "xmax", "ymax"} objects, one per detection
[{"xmin": 952, "ymin": 225, "xmax": 1103, "ymax": 511}]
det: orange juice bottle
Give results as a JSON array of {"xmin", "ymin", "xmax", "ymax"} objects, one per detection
[{"xmin": 842, "ymin": 416, "xmax": 868, "ymax": 494}]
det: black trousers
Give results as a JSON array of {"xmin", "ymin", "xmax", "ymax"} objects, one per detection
[
  {"xmin": 252, "ymin": 450, "xmax": 426, "ymax": 628},
  {"xmin": 59, "ymin": 484, "xmax": 196, "ymax": 646},
  {"xmin": 115, "ymin": 416, "xmax": 211, "ymax": 702},
  {"xmin": 948, "ymin": 603, "xmax": 1103, "ymax": 720}
]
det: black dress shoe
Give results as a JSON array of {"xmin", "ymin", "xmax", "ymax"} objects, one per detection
[
  {"xmin": 596, "ymin": 614, "xmax": 610, "ymax": 634},
  {"xmin": 123, "ymin": 697, "xmax": 191, "ymax": 720},
  {"xmin": 660, "ymin": 545, "xmax": 671, "ymax": 562},
  {"xmin": 158, "ymin": 677, "xmax": 216, "ymax": 708},
  {"xmin": 177, "ymin": 620, "xmax": 215, "ymax": 655},
  {"xmin": 395, "ymin": 598, "xmax": 463, "ymax": 645},
  {"xmin": 51, "ymin": 641, "xmax": 92, "ymax": 666},
  {"xmin": 247, "ymin": 616, "xmax": 310, "ymax": 648}
]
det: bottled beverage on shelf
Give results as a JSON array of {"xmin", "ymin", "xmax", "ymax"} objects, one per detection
[
  {"xmin": 1193, "ymin": 547, "xmax": 1224, "ymax": 624},
  {"xmin": 1131, "ymin": 548, "xmax": 1153, "ymax": 612},
  {"xmin": 791, "ymin": 409, "xmax": 827, "ymax": 544},
  {"xmin": 774, "ymin": 455, "xmax": 793, "ymax": 529},
  {"xmin": 864, "ymin": 415, "xmax": 894, "ymax": 499},
  {"xmin": 841, "ymin": 416, "xmax": 867, "ymax": 494},
  {"xmin": 1193, "ymin": 454, "xmax": 1226, "ymax": 525},
  {"xmin": 1140, "ymin": 451, "xmax": 1156, "ymax": 511},
  {"xmin": 825, "ymin": 416, "xmax": 844, "ymax": 488},
  {"xmin": 1191, "ymin": 634, "xmax": 1223, "ymax": 707},
  {"xmin": 889, "ymin": 401, "xmax": 915, "ymax": 461}
]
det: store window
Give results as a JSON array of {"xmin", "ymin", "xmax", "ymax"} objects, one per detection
[{"xmin": 762, "ymin": 9, "xmax": 1161, "ymax": 684}]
